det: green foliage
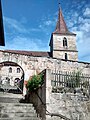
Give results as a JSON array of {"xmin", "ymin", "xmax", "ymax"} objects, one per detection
[
  {"xmin": 82, "ymin": 81, "xmax": 89, "ymax": 88},
  {"xmin": 66, "ymin": 71, "xmax": 81, "ymax": 88},
  {"xmin": 26, "ymin": 74, "xmax": 44, "ymax": 92}
]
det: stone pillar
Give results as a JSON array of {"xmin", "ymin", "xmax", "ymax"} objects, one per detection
[{"xmin": 45, "ymin": 69, "xmax": 52, "ymax": 120}]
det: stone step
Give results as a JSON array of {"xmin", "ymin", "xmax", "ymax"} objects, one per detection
[
  {"xmin": 0, "ymin": 103, "xmax": 33, "ymax": 107},
  {"xmin": 0, "ymin": 105, "xmax": 34, "ymax": 109},
  {"xmin": 0, "ymin": 92, "xmax": 23, "ymax": 98},
  {"xmin": 0, "ymin": 103, "xmax": 40, "ymax": 119},
  {"xmin": 0, "ymin": 107, "xmax": 34, "ymax": 111},
  {"xmin": 0, "ymin": 92, "xmax": 41, "ymax": 120},
  {"xmin": 0, "ymin": 117, "xmax": 40, "ymax": 120},
  {"xmin": 0, "ymin": 92, "xmax": 23, "ymax": 103},
  {"xmin": 0, "ymin": 97, "xmax": 20, "ymax": 103},
  {"xmin": 0, "ymin": 112, "xmax": 37, "ymax": 117},
  {"xmin": 0, "ymin": 108, "xmax": 35, "ymax": 113},
  {"xmin": 0, "ymin": 103, "xmax": 35, "ymax": 112}
]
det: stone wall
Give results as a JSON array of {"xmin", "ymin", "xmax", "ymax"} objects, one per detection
[
  {"xmin": 47, "ymin": 93, "xmax": 90, "ymax": 120},
  {"xmin": 1, "ymin": 50, "xmax": 90, "ymax": 119},
  {"xmin": 45, "ymin": 69, "xmax": 90, "ymax": 120},
  {"xmin": 28, "ymin": 69, "xmax": 90, "ymax": 120},
  {"xmin": 0, "ymin": 50, "xmax": 90, "ymax": 95},
  {"xmin": 53, "ymin": 34, "xmax": 77, "ymax": 50},
  {"xmin": 53, "ymin": 51, "xmax": 78, "ymax": 61},
  {"xmin": 52, "ymin": 34, "xmax": 78, "ymax": 61},
  {"xmin": 28, "ymin": 72, "xmax": 46, "ymax": 120},
  {"xmin": 0, "ymin": 65, "xmax": 22, "ymax": 86}
]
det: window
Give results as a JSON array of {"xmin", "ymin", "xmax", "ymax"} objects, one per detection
[
  {"xmin": 6, "ymin": 77, "xmax": 10, "ymax": 84},
  {"xmin": 14, "ymin": 78, "xmax": 20, "ymax": 85},
  {"xmin": 65, "ymin": 53, "xmax": 68, "ymax": 60},
  {"xmin": 63, "ymin": 37, "xmax": 67, "ymax": 47},
  {"xmin": 9, "ymin": 67, "xmax": 12, "ymax": 73},
  {"xmin": 17, "ymin": 68, "xmax": 20, "ymax": 73}
]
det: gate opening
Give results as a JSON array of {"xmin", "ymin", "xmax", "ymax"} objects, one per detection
[{"xmin": 0, "ymin": 61, "xmax": 24, "ymax": 94}]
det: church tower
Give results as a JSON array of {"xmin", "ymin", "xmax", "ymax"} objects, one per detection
[{"xmin": 49, "ymin": 7, "xmax": 78, "ymax": 61}]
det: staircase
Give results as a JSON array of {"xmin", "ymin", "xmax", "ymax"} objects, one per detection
[{"xmin": 0, "ymin": 92, "xmax": 41, "ymax": 120}]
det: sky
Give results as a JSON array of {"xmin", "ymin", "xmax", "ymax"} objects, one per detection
[{"xmin": 0, "ymin": 0, "xmax": 90, "ymax": 62}]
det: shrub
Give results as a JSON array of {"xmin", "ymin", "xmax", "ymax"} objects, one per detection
[
  {"xmin": 26, "ymin": 74, "xmax": 44, "ymax": 92},
  {"xmin": 66, "ymin": 71, "xmax": 81, "ymax": 88}
]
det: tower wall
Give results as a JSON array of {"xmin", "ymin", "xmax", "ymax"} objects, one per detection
[
  {"xmin": 53, "ymin": 51, "xmax": 78, "ymax": 61},
  {"xmin": 51, "ymin": 34, "xmax": 78, "ymax": 61}
]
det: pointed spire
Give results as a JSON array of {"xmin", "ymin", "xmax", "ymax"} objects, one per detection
[
  {"xmin": 53, "ymin": 3, "xmax": 75, "ymax": 35},
  {"xmin": 54, "ymin": 6, "xmax": 68, "ymax": 34},
  {"xmin": 0, "ymin": 0, "xmax": 5, "ymax": 46}
]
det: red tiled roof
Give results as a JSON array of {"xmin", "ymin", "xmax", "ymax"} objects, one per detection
[
  {"xmin": 53, "ymin": 8, "xmax": 76, "ymax": 35},
  {"xmin": 0, "ymin": 50, "xmax": 51, "ymax": 57}
]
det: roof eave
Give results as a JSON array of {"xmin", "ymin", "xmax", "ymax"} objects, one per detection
[{"xmin": 52, "ymin": 31, "xmax": 76, "ymax": 36}]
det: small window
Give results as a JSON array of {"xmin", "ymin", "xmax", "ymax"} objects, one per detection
[
  {"xmin": 9, "ymin": 67, "xmax": 12, "ymax": 73},
  {"xmin": 14, "ymin": 78, "xmax": 20, "ymax": 85},
  {"xmin": 17, "ymin": 68, "xmax": 20, "ymax": 73},
  {"xmin": 65, "ymin": 53, "xmax": 68, "ymax": 60},
  {"xmin": 63, "ymin": 37, "xmax": 67, "ymax": 47}
]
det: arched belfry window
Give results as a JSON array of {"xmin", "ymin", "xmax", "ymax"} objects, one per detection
[
  {"xmin": 9, "ymin": 67, "xmax": 12, "ymax": 73},
  {"xmin": 65, "ymin": 53, "xmax": 68, "ymax": 60},
  {"xmin": 63, "ymin": 37, "xmax": 67, "ymax": 47},
  {"xmin": 17, "ymin": 68, "xmax": 20, "ymax": 73}
]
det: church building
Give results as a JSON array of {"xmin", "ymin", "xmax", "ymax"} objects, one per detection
[
  {"xmin": 0, "ymin": 2, "xmax": 90, "ymax": 120},
  {"xmin": 0, "ymin": 4, "xmax": 90, "ymax": 95}
]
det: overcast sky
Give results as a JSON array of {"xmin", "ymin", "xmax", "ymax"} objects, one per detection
[{"xmin": 0, "ymin": 0, "xmax": 90, "ymax": 62}]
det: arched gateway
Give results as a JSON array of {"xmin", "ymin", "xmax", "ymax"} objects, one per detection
[{"xmin": 0, "ymin": 61, "xmax": 24, "ymax": 94}]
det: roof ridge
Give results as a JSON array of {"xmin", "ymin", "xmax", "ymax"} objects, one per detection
[{"xmin": 0, "ymin": 49, "xmax": 51, "ymax": 57}]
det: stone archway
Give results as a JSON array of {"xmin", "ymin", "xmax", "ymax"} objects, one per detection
[{"xmin": 0, "ymin": 61, "xmax": 24, "ymax": 94}]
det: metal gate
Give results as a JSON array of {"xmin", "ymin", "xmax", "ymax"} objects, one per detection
[{"xmin": 0, "ymin": 62, "xmax": 24, "ymax": 94}]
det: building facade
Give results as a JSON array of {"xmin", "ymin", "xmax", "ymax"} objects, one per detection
[{"xmin": 0, "ymin": 7, "xmax": 90, "ymax": 94}]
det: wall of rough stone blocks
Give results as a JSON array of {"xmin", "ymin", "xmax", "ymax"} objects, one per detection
[
  {"xmin": 28, "ymin": 73, "xmax": 46, "ymax": 120},
  {"xmin": 0, "ymin": 66, "xmax": 22, "ymax": 86},
  {"xmin": 27, "ymin": 69, "xmax": 90, "ymax": 120},
  {"xmin": 0, "ymin": 51, "xmax": 90, "ymax": 119},
  {"xmin": 53, "ymin": 51, "xmax": 78, "ymax": 61},
  {"xmin": 52, "ymin": 34, "xmax": 78, "ymax": 61},
  {"xmin": 53, "ymin": 34, "xmax": 77, "ymax": 50},
  {"xmin": 0, "ymin": 51, "xmax": 90, "ymax": 95},
  {"xmin": 45, "ymin": 69, "xmax": 90, "ymax": 120}
]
